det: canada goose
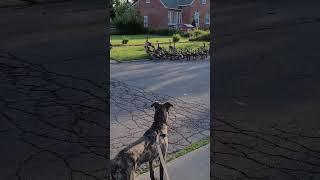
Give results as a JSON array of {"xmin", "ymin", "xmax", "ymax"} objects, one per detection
[
  {"xmin": 169, "ymin": 39, "xmax": 174, "ymax": 51},
  {"xmin": 156, "ymin": 40, "xmax": 163, "ymax": 51}
]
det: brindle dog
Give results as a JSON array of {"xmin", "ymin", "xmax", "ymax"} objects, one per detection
[{"xmin": 111, "ymin": 101, "xmax": 173, "ymax": 180}]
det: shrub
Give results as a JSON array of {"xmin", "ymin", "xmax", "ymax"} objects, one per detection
[
  {"xmin": 179, "ymin": 31, "xmax": 190, "ymax": 38},
  {"xmin": 189, "ymin": 29, "xmax": 210, "ymax": 41},
  {"xmin": 144, "ymin": 28, "xmax": 181, "ymax": 36},
  {"xmin": 122, "ymin": 36, "xmax": 129, "ymax": 44},
  {"xmin": 172, "ymin": 34, "xmax": 181, "ymax": 48},
  {"xmin": 172, "ymin": 34, "xmax": 181, "ymax": 43},
  {"xmin": 189, "ymin": 33, "xmax": 210, "ymax": 41},
  {"xmin": 156, "ymin": 28, "xmax": 178, "ymax": 35},
  {"xmin": 145, "ymin": 27, "xmax": 156, "ymax": 34},
  {"xmin": 112, "ymin": 3, "xmax": 144, "ymax": 34},
  {"xmin": 194, "ymin": 29, "xmax": 202, "ymax": 37}
]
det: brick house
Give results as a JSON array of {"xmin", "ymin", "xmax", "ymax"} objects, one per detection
[{"xmin": 132, "ymin": 0, "xmax": 210, "ymax": 29}]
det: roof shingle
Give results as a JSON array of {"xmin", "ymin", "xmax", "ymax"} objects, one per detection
[{"xmin": 161, "ymin": 0, "xmax": 179, "ymax": 8}]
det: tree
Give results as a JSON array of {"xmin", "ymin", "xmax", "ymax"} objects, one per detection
[
  {"xmin": 110, "ymin": 0, "xmax": 120, "ymax": 19},
  {"xmin": 112, "ymin": 2, "xmax": 144, "ymax": 34},
  {"xmin": 172, "ymin": 34, "xmax": 181, "ymax": 48},
  {"xmin": 191, "ymin": 18, "xmax": 196, "ymax": 27}
]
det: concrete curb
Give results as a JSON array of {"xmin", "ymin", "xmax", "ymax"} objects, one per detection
[
  {"xmin": 110, "ymin": 59, "xmax": 151, "ymax": 64},
  {"xmin": 110, "ymin": 56, "xmax": 210, "ymax": 64}
]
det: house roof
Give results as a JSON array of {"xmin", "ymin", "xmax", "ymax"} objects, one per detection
[
  {"xmin": 161, "ymin": 0, "xmax": 179, "ymax": 8},
  {"xmin": 178, "ymin": 0, "xmax": 194, "ymax": 6},
  {"xmin": 160, "ymin": 0, "xmax": 194, "ymax": 9}
]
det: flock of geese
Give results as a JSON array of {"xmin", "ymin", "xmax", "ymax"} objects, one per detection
[{"xmin": 144, "ymin": 40, "xmax": 210, "ymax": 60}]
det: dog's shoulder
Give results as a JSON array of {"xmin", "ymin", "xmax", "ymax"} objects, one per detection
[{"xmin": 143, "ymin": 127, "xmax": 157, "ymax": 138}]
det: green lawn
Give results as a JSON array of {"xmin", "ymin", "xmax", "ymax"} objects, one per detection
[
  {"xmin": 110, "ymin": 35, "xmax": 209, "ymax": 61},
  {"xmin": 111, "ymin": 34, "xmax": 189, "ymax": 46},
  {"xmin": 111, "ymin": 45, "xmax": 149, "ymax": 61}
]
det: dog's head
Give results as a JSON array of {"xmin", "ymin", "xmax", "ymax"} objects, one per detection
[{"xmin": 151, "ymin": 101, "xmax": 173, "ymax": 124}]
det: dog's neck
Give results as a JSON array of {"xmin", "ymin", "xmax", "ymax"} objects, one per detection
[
  {"xmin": 150, "ymin": 119, "xmax": 167, "ymax": 133},
  {"xmin": 143, "ymin": 118, "xmax": 168, "ymax": 138}
]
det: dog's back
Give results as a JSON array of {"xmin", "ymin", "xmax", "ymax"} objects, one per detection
[
  {"xmin": 111, "ymin": 101, "xmax": 173, "ymax": 180},
  {"xmin": 111, "ymin": 136, "xmax": 159, "ymax": 179}
]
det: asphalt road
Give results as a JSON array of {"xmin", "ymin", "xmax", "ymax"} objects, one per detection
[
  {"xmin": 4, "ymin": 0, "xmax": 320, "ymax": 179},
  {"xmin": 111, "ymin": 60, "xmax": 210, "ymax": 107},
  {"xmin": 110, "ymin": 60, "xmax": 210, "ymax": 158},
  {"xmin": 213, "ymin": 0, "xmax": 320, "ymax": 179},
  {"xmin": 0, "ymin": 1, "xmax": 210, "ymax": 179},
  {"xmin": 0, "ymin": 1, "xmax": 108, "ymax": 180}
]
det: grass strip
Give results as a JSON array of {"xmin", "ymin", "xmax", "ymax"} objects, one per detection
[
  {"xmin": 137, "ymin": 138, "xmax": 210, "ymax": 175},
  {"xmin": 110, "ymin": 41, "xmax": 209, "ymax": 61}
]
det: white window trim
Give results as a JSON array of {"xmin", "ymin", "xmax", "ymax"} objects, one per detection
[
  {"xmin": 146, "ymin": 0, "xmax": 150, "ymax": 3},
  {"xmin": 178, "ymin": 12, "xmax": 182, "ymax": 24},
  {"xmin": 201, "ymin": 0, "xmax": 206, "ymax": 5},
  {"xmin": 168, "ymin": 11, "xmax": 173, "ymax": 25},
  {"xmin": 144, "ymin": 16, "xmax": 148, "ymax": 27},
  {"xmin": 194, "ymin": 11, "xmax": 200, "ymax": 27},
  {"xmin": 205, "ymin": 14, "xmax": 210, "ymax": 24}
]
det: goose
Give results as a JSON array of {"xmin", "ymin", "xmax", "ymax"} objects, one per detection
[
  {"xmin": 168, "ymin": 39, "xmax": 174, "ymax": 51},
  {"xmin": 156, "ymin": 40, "xmax": 163, "ymax": 51}
]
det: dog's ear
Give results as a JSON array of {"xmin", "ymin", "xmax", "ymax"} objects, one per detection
[
  {"xmin": 164, "ymin": 102, "xmax": 173, "ymax": 111},
  {"xmin": 151, "ymin": 101, "xmax": 160, "ymax": 108}
]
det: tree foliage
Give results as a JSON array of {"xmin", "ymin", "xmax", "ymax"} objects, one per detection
[
  {"xmin": 112, "ymin": 2, "xmax": 144, "ymax": 34},
  {"xmin": 110, "ymin": 0, "xmax": 121, "ymax": 19}
]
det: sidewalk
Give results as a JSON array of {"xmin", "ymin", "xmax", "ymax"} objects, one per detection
[{"xmin": 137, "ymin": 144, "xmax": 210, "ymax": 180}]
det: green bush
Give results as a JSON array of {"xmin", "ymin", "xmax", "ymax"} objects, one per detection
[
  {"xmin": 172, "ymin": 34, "xmax": 181, "ymax": 43},
  {"xmin": 145, "ymin": 27, "xmax": 156, "ymax": 34},
  {"xmin": 194, "ymin": 29, "xmax": 202, "ymax": 37},
  {"xmin": 189, "ymin": 29, "xmax": 210, "ymax": 41},
  {"xmin": 112, "ymin": 3, "xmax": 144, "ymax": 34},
  {"xmin": 162, "ymin": 28, "xmax": 180, "ymax": 35},
  {"xmin": 189, "ymin": 33, "xmax": 210, "ymax": 41},
  {"xmin": 144, "ymin": 28, "xmax": 181, "ymax": 36},
  {"xmin": 172, "ymin": 34, "xmax": 181, "ymax": 48},
  {"xmin": 122, "ymin": 36, "xmax": 129, "ymax": 44},
  {"xmin": 179, "ymin": 31, "xmax": 190, "ymax": 38}
]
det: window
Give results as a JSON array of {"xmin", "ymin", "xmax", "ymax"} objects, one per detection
[
  {"xmin": 177, "ymin": 12, "xmax": 182, "ymax": 24},
  {"xmin": 194, "ymin": 11, "xmax": 200, "ymax": 27},
  {"xmin": 168, "ymin": 11, "xmax": 182, "ymax": 25},
  {"xmin": 205, "ymin": 14, "xmax": 210, "ymax": 24},
  {"xmin": 201, "ymin": 0, "xmax": 206, "ymax": 4},
  {"xmin": 146, "ymin": 0, "xmax": 150, "ymax": 3},
  {"xmin": 168, "ymin": 11, "xmax": 173, "ymax": 25},
  {"xmin": 174, "ymin": 12, "xmax": 178, "ymax": 24},
  {"xmin": 144, "ymin": 16, "xmax": 148, "ymax": 27}
]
